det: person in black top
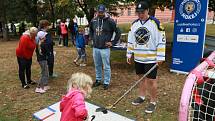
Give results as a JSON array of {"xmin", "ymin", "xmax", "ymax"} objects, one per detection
[{"xmin": 90, "ymin": 4, "xmax": 121, "ymax": 90}]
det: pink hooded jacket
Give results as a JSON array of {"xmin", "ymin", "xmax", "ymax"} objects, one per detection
[{"xmin": 60, "ymin": 89, "xmax": 88, "ymax": 121}]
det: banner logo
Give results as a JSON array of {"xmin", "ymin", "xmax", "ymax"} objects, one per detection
[{"xmin": 179, "ymin": 0, "xmax": 201, "ymax": 19}]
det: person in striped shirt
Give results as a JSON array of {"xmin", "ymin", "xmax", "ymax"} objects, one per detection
[{"xmin": 127, "ymin": 1, "xmax": 166, "ymax": 114}]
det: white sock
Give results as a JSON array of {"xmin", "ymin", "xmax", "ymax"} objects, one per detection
[
  {"xmin": 150, "ymin": 102, "xmax": 157, "ymax": 105},
  {"xmin": 139, "ymin": 96, "xmax": 145, "ymax": 100}
]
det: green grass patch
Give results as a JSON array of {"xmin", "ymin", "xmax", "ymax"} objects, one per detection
[
  {"xmin": 118, "ymin": 23, "xmax": 215, "ymax": 43},
  {"xmin": 206, "ymin": 24, "xmax": 215, "ymax": 36}
]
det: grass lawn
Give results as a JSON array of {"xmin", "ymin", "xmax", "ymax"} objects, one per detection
[
  {"xmin": 0, "ymin": 23, "xmax": 214, "ymax": 121},
  {"xmin": 0, "ymin": 40, "xmax": 185, "ymax": 121}
]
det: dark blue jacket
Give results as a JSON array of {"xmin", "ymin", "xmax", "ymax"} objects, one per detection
[
  {"xmin": 89, "ymin": 15, "xmax": 121, "ymax": 49},
  {"xmin": 75, "ymin": 33, "xmax": 85, "ymax": 48},
  {"xmin": 36, "ymin": 41, "xmax": 49, "ymax": 62},
  {"xmin": 39, "ymin": 29, "xmax": 54, "ymax": 55},
  {"xmin": 45, "ymin": 33, "xmax": 54, "ymax": 55}
]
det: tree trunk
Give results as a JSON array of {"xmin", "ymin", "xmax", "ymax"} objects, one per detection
[
  {"xmin": 31, "ymin": 0, "xmax": 38, "ymax": 27},
  {"xmin": 1, "ymin": 0, "xmax": 9, "ymax": 41},
  {"xmin": 88, "ymin": 8, "xmax": 95, "ymax": 23},
  {"xmin": 49, "ymin": 0, "xmax": 55, "ymax": 28}
]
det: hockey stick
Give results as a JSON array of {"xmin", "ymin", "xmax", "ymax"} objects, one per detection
[{"xmin": 96, "ymin": 63, "xmax": 158, "ymax": 114}]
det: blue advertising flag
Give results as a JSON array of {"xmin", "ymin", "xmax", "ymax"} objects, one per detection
[{"xmin": 170, "ymin": 0, "xmax": 209, "ymax": 74}]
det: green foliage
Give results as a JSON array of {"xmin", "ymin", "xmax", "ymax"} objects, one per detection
[
  {"xmin": 77, "ymin": 11, "xmax": 85, "ymax": 18},
  {"xmin": 1, "ymin": 0, "xmax": 214, "ymax": 24},
  {"xmin": 118, "ymin": 24, "xmax": 131, "ymax": 33},
  {"xmin": 55, "ymin": 0, "xmax": 77, "ymax": 19}
]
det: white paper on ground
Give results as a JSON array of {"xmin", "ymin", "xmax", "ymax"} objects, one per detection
[{"xmin": 33, "ymin": 102, "xmax": 135, "ymax": 121}]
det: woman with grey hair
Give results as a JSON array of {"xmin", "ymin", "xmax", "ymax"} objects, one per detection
[{"xmin": 16, "ymin": 27, "xmax": 38, "ymax": 89}]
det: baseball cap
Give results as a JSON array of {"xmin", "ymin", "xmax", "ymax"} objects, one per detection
[
  {"xmin": 36, "ymin": 31, "xmax": 47, "ymax": 43},
  {"xmin": 136, "ymin": 1, "xmax": 150, "ymax": 12},
  {"xmin": 98, "ymin": 4, "xmax": 106, "ymax": 12}
]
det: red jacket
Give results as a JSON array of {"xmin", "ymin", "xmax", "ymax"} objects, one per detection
[
  {"xmin": 60, "ymin": 22, "xmax": 68, "ymax": 34},
  {"xmin": 60, "ymin": 89, "xmax": 88, "ymax": 121},
  {"xmin": 16, "ymin": 33, "xmax": 36, "ymax": 59}
]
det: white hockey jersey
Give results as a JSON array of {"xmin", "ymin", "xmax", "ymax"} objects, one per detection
[{"xmin": 127, "ymin": 16, "xmax": 166, "ymax": 64}]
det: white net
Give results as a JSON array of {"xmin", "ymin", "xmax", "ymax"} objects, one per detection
[{"xmin": 188, "ymin": 65, "xmax": 215, "ymax": 121}]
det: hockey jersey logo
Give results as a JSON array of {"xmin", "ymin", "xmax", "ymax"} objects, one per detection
[{"xmin": 134, "ymin": 27, "xmax": 150, "ymax": 45}]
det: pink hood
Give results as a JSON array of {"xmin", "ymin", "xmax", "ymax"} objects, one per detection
[{"xmin": 60, "ymin": 89, "xmax": 88, "ymax": 121}]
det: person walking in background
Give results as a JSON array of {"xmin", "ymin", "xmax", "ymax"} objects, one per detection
[
  {"xmin": 19, "ymin": 22, "xmax": 26, "ymax": 36},
  {"xmin": 16, "ymin": 27, "xmax": 38, "ymax": 89},
  {"xmin": 90, "ymin": 4, "xmax": 121, "ymax": 90},
  {"xmin": 11, "ymin": 22, "xmax": 17, "ymax": 36},
  {"xmin": 56, "ymin": 19, "xmax": 62, "ymax": 46},
  {"xmin": 74, "ymin": 21, "xmax": 78, "ymax": 36},
  {"xmin": 60, "ymin": 72, "xmax": 93, "ymax": 121},
  {"xmin": 73, "ymin": 27, "xmax": 87, "ymax": 67},
  {"xmin": 127, "ymin": 1, "xmax": 166, "ymax": 113},
  {"xmin": 68, "ymin": 19, "xmax": 75, "ymax": 46},
  {"xmin": 60, "ymin": 20, "xmax": 68, "ymax": 47}
]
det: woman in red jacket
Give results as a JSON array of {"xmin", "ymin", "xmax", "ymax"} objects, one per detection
[{"xmin": 16, "ymin": 27, "xmax": 38, "ymax": 89}]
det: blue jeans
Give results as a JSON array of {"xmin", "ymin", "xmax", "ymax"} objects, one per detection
[
  {"xmin": 93, "ymin": 48, "xmax": 111, "ymax": 85},
  {"xmin": 75, "ymin": 48, "xmax": 86, "ymax": 62}
]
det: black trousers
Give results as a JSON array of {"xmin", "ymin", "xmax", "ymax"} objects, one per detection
[
  {"xmin": 17, "ymin": 57, "xmax": 32, "ymax": 87},
  {"xmin": 62, "ymin": 34, "xmax": 68, "ymax": 47},
  {"xmin": 47, "ymin": 53, "xmax": 54, "ymax": 76}
]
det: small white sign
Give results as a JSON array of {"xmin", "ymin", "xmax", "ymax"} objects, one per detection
[
  {"xmin": 186, "ymin": 28, "xmax": 190, "ymax": 32},
  {"xmin": 177, "ymin": 34, "xmax": 199, "ymax": 43}
]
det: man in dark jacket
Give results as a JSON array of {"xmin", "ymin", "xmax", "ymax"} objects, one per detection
[
  {"xmin": 90, "ymin": 4, "xmax": 121, "ymax": 90},
  {"xmin": 68, "ymin": 19, "xmax": 76, "ymax": 46}
]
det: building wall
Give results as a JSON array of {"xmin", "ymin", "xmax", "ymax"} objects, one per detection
[
  {"xmin": 74, "ymin": 5, "xmax": 214, "ymax": 25},
  {"xmin": 112, "ymin": 5, "xmax": 215, "ymax": 24}
]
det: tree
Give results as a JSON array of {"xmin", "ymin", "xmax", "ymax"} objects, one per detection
[
  {"xmin": 77, "ymin": 10, "xmax": 85, "ymax": 25},
  {"xmin": 72, "ymin": 0, "xmax": 173, "ymax": 23},
  {"xmin": 56, "ymin": 0, "xmax": 77, "ymax": 19},
  {"xmin": 49, "ymin": 0, "xmax": 56, "ymax": 28},
  {"xmin": 0, "ymin": 0, "xmax": 9, "ymax": 41},
  {"xmin": 0, "ymin": 0, "xmax": 40, "ymax": 40}
]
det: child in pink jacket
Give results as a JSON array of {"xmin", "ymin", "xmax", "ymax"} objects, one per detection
[{"xmin": 60, "ymin": 72, "xmax": 93, "ymax": 121}]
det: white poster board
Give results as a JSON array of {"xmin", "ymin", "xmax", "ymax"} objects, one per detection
[{"xmin": 33, "ymin": 102, "xmax": 135, "ymax": 121}]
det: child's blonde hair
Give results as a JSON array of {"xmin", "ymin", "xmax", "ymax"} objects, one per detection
[{"xmin": 67, "ymin": 72, "xmax": 93, "ymax": 97}]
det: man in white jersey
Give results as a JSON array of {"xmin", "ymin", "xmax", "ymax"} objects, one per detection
[{"xmin": 127, "ymin": 1, "xmax": 166, "ymax": 113}]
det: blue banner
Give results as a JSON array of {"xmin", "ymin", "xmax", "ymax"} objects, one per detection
[{"xmin": 170, "ymin": 0, "xmax": 209, "ymax": 73}]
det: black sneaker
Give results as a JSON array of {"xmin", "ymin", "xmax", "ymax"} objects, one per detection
[
  {"xmin": 28, "ymin": 80, "xmax": 37, "ymax": 85},
  {"xmin": 145, "ymin": 103, "xmax": 156, "ymax": 114},
  {"xmin": 131, "ymin": 97, "xmax": 145, "ymax": 106},
  {"xmin": 23, "ymin": 85, "xmax": 30, "ymax": 89},
  {"xmin": 92, "ymin": 81, "xmax": 101, "ymax": 88},
  {"xmin": 103, "ymin": 84, "xmax": 109, "ymax": 90}
]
